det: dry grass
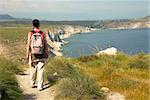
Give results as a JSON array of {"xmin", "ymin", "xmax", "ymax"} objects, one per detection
[
  {"xmin": 0, "ymin": 56, "xmax": 23, "ymax": 100},
  {"xmin": 77, "ymin": 53, "xmax": 149, "ymax": 100},
  {"xmin": 0, "ymin": 26, "xmax": 149, "ymax": 100},
  {"xmin": 44, "ymin": 57, "xmax": 104, "ymax": 100}
]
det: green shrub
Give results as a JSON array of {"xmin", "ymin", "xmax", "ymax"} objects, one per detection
[
  {"xmin": 56, "ymin": 76, "xmax": 103, "ymax": 100},
  {"xmin": 101, "ymin": 67, "xmax": 114, "ymax": 79},
  {"xmin": 45, "ymin": 58, "xmax": 104, "ymax": 100},
  {"xmin": 108, "ymin": 77, "xmax": 139, "ymax": 90},
  {"xmin": 0, "ymin": 57, "xmax": 22, "ymax": 74},
  {"xmin": 0, "ymin": 56, "xmax": 22, "ymax": 100},
  {"xmin": 45, "ymin": 58, "xmax": 76, "ymax": 78},
  {"xmin": 0, "ymin": 72, "xmax": 22, "ymax": 100},
  {"xmin": 78, "ymin": 55, "xmax": 99, "ymax": 63},
  {"xmin": 115, "ymin": 53, "xmax": 129, "ymax": 61},
  {"xmin": 85, "ymin": 60, "xmax": 103, "ymax": 67},
  {"xmin": 128, "ymin": 53, "xmax": 149, "ymax": 69}
]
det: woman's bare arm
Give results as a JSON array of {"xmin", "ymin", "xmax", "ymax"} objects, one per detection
[{"xmin": 26, "ymin": 32, "xmax": 31, "ymax": 60}]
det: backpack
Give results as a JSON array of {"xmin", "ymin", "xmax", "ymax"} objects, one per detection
[{"xmin": 30, "ymin": 30, "xmax": 45, "ymax": 54}]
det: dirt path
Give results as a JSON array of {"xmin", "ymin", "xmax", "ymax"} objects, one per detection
[
  {"xmin": 0, "ymin": 43, "xmax": 56, "ymax": 100},
  {"xmin": 16, "ymin": 68, "xmax": 56, "ymax": 100}
]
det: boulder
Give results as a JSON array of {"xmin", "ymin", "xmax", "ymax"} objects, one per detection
[
  {"xmin": 101, "ymin": 87, "xmax": 125, "ymax": 100},
  {"xmin": 106, "ymin": 92, "xmax": 125, "ymax": 100},
  {"xmin": 97, "ymin": 47, "xmax": 117, "ymax": 56},
  {"xmin": 101, "ymin": 87, "xmax": 110, "ymax": 93}
]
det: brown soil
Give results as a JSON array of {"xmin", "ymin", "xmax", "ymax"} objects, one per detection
[{"xmin": 16, "ymin": 68, "xmax": 56, "ymax": 100}]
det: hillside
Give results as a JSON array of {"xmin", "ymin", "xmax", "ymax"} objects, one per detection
[
  {"xmin": 0, "ymin": 23, "xmax": 149, "ymax": 100},
  {"xmin": 91, "ymin": 16, "xmax": 150, "ymax": 29},
  {"xmin": 0, "ymin": 14, "xmax": 149, "ymax": 29},
  {"xmin": 0, "ymin": 14, "xmax": 15, "ymax": 20},
  {"xmin": 0, "ymin": 14, "xmax": 149, "ymax": 100},
  {"xmin": 0, "ymin": 14, "xmax": 31, "ymax": 21}
]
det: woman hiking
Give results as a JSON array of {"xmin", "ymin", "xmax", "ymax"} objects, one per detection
[{"xmin": 26, "ymin": 19, "xmax": 48, "ymax": 91}]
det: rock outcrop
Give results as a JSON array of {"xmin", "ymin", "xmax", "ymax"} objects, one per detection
[
  {"xmin": 45, "ymin": 25, "xmax": 93, "ymax": 57},
  {"xmin": 46, "ymin": 34, "xmax": 63, "ymax": 57},
  {"xmin": 101, "ymin": 87, "xmax": 125, "ymax": 100},
  {"xmin": 106, "ymin": 92, "xmax": 125, "ymax": 100},
  {"xmin": 97, "ymin": 47, "xmax": 118, "ymax": 56},
  {"xmin": 46, "ymin": 25, "xmax": 93, "ymax": 38}
]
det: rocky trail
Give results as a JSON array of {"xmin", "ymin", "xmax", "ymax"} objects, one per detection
[
  {"xmin": 16, "ymin": 68, "xmax": 56, "ymax": 100},
  {"xmin": 16, "ymin": 68, "xmax": 126, "ymax": 100},
  {"xmin": 0, "ymin": 43, "xmax": 57, "ymax": 100}
]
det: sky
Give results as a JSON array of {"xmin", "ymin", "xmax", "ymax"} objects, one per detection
[{"xmin": 0, "ymin": 0, "xmax": 149, "ymax": 20}]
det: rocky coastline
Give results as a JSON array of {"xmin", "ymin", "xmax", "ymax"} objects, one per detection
[
  {"xmin": 45, "ymin": 22, "xmax": 149, "ymax": 57},
  {"xmin": 45, "ymin": 15, "xmax": 150, "ymax": 57},
  {"xmin": 45, "ymin": 25, "xmax": 97, "ymax": 56},
  {"xmin": 46, "ymin": 25, "xmax": 96, "ymax": 38}
]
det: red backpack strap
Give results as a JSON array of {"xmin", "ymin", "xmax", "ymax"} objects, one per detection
[
  {"xmin": 30, "ymin": 30, "xmax": 44, "ymax": 39},
  {"xmin": 29, "ymin": 30, "xmax": 34, "ymax": 39},
  {"xmin": 39, "ymin": 31, "xmax": 45, "ymax": 39}
]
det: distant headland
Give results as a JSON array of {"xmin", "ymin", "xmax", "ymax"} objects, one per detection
[{"xmin": 0, "ymin": 14, "xmax": 149, "ymax": 30}]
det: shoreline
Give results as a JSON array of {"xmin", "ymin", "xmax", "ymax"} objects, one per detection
[
  {"xmin": 46, "ymin": 25, "xmax": 149, "ymax": 57},
  {"xmin": 63, "ymin": 28, "xmax": 98, "ymax": 39},
  {"xmin": 61, "ymin": 28, "xmax": 149, "ymax": 57},
  {"xmin": 62, "ymin": 26, "xmax": 150, "ymax": 40}
]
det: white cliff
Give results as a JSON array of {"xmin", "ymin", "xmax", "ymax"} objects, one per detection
[{"xmin": 97, "ymin": 47, "xmax": 118, "ymax": 56}]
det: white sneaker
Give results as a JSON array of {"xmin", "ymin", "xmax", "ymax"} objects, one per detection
[
  {"xmin": 31, "ymin": 84, "xmax": 37, "ymax": 88},
  {"xmin": 38, "ymin": 88, "xmax": 43, "ymax": 91}
]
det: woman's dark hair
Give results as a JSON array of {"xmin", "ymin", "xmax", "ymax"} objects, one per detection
[{"xmin": 32, "ymin": 19, "xmax": 40, "ymax": 28}]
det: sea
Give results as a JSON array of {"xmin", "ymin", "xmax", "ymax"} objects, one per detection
[{"xmin": 63, "ymin": 28, "xmax": 149, "ymax": 57}]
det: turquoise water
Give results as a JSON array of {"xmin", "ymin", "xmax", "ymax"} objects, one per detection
[{"xmin": 63, "ymin": 29, "xmax": 149, "ymax": 57}]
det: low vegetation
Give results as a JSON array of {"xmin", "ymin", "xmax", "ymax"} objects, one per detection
[
  {"xmin": 0, "ymin": 27, "xmax": 26, "ymax": 99},
  {"xmin": 44, "ymin": 53, "xmax": 149, "ymax": 100},
  {"xmin": 76, "ymin": 53, "xmax": 149, "ymax": 100},
  {"xmin": 0, "ymin": 25, "xmax": 149, "ymax": 100},
  {"xmin": 0, "ymin": 56, "xmax": 23, "ymax": 100},
  {"xmin": 45, "ymin": 57, "xmax": 104, "ymax": 100},
  {"xmin": 0, "ymin": 27, "xmax": 30, "ymax": 63}
]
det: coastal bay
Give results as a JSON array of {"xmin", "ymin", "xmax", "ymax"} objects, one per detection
[{"xmin": 63, "ymin": 28, "xmax": 149, "ymax": 57}]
